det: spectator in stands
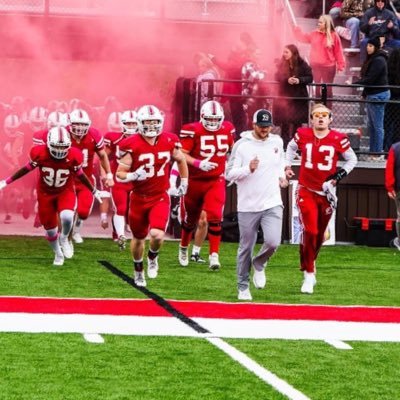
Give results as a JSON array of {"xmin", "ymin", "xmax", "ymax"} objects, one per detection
[
  {"xmin": 274, "ymin": 44, "xmax": 313, "ymax": 148},
  {"xmin": 295, "ymin": 14, "xmax": 346, "ymax": 104},
  {"xmin": 285, "ymin": 103, "xmax": 358, "ymax": 294},
  {"xmin": 353, "ymin": 36, "xmax": 390, "ymax": 155},
  {"xmin": 226, "ymin": 109, "xmax": 288, "ymax": 301},
  {"xmin": 360, "ymin": 0, "xmax": 400, "ymax": 63},
  {"xmin": 385, "ymin": 140, "xmax": 400, "ymax": 250},
  {"xmin": 384, "ymin": 48, "xmax": 400, "ymax": 150},
  {"xmin": 211, "ymin": 32, "xmax": 256, "ymax": 137},
  {"xmin": 194, "ymin": 52, "xmax": 221, "ymax": 113},
  {"xmin": 329, "ymin": 1, "xmax": 344, "ymax": 23}
]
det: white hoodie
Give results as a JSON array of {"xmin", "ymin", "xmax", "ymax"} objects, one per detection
[{"xmin": 226, "ymin": 130, "xmax": 286, "ymax": 212}]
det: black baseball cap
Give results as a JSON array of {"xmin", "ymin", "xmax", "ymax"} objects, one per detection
[{"xmin": 253, "ymin": 109, "xmax": 273, "ymax": 127}]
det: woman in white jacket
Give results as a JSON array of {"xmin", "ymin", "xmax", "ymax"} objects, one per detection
[{"xmin": 226, "ymin": 109, "xmax": 288, "ymax": 301}]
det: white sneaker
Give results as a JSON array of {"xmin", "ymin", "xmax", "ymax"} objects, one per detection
[
  {"xmin": 209, "ymin": 252, "xmax": 221, "ymax": 270},
  {"xmin": 72, "ymin": 232, "xmax": 83, "ymax": 244},
  {"xmin": 253, "ymin": 268, "xmax": 266, "ymax": 289},
  {"xmin": 178, "ymin": 246, "xmax": 189, "ymax": 267},
  {"xmin": 301, "ymin": 272, "xmax": 316, "ymax": 294},
  {"xmin": 53, "ymin": 252, "xmax": 64, "ymax": 266},
  {"xmin": 60, "ymin": 238, "xmax": 74, "ymax": 259},
  {"xmin": 117, "ymin": 235, "xmax": 126, "ymax": 251},
  {"xmin": 147, "ymin": 257, "xmax": 159, "ymax": 279},
  {"xmin": 134, "ymin": 270, "xmax": 147, "ymax": 287},
  {"xmin": 238, "ymin": 288, "xmax": 252, "ymax": 301}
]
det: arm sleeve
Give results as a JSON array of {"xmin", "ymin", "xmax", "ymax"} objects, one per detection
[
  {"xmin": 225, "ymin": 142, "xmax": 251, "ymax": 182},
  {"xmin": 341, "ymin": 147, "xmax": 358, "ymax": 174},
  {"xmin": 285, "ymin": 138, "xmax": 299, "ymax": 166}
]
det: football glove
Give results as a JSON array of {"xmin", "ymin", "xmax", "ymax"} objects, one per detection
[
  {"xmin": 325, "ymin": 168, "xmax": 347, "ymax": 183},
  {"xmin": 176, "ymin": 178, "xmax": 188, "ymax": 197},
  {"xmin": 92, "ymin": 189, "xmax": 103, "ymax": 204},
  {"xmin": 198, "ymin": 160, "xmax": 218, "ymax": 172},
  {"xmin": 322, "ymin": 181, "xmax": 337, "ymax": 209},
  {"xmin": 0, "ymin": 180, "xmax": 7, "ymax": 191}
]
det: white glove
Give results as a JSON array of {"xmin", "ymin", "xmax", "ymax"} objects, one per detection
[
  {"xmin": 322, "ymin": 181, "xmax": 337, "ymax": 209},
  {"xmin": 131, "ymin": 165, "xmax": 147, "ymax": 181},
  {"xmin": 198, "ymin": 160, "xmax": 218, "ymax": 172},
  {"xmin": 176, "ymin": 178, "xmax": 188, "ymax": 197},
  {"xmin": 92, "ymin": 189, "xmax": 103, "ymax": 204},
  {"xmin": 0, "ymin": 180, "xmax": 7, "ymax": 191},
  {"xmin": 168, "ymin": 186, "xmax": 180, "ymax": 197}
]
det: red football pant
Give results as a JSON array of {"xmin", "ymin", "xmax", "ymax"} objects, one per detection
[
  {"xmin": 75, "ymin": 179, "xmax": 94, "ymax": 220},
  {"xmin": 296, "ymin": 186, "xmax": 334, "ymax": 273},
  {"xmin": 128, "ymin": 192, "xmax": 170, "ymax": 239},
  {"xmin": 37, "ymin": 188, "xmax": 76, "ymax": 230},
  {"xmin": 181, "ymin": 177, "xmax": 225, "ymax": 253}
]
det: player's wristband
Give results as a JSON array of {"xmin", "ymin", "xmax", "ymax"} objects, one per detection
[
  {"xmin": 326, "ymin": 168, "xmax": 347, "ymax": 182},
  {"xmin": 5, "ymin": 177, "xmax": 13, "ymax": 184},
  {"xmin": 193, "ymin": 159, "xmax": 201, "ymax": 168},
  {"xmin": 106, "ymin": 172, "xmax": 113, "ymax": 180}
]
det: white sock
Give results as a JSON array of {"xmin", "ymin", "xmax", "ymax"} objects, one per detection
[
  {"xmin": 113, "ymin": 214, "xmax": 126, "ymax": 237},
  {"xmin": 192, "ymin": 245, "xmax": 201, "ymax": 255}
]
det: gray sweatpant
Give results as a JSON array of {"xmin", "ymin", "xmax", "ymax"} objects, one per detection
[{"xmin": 237, "ymin": 205, "xmax": 283, "ymax": 291}]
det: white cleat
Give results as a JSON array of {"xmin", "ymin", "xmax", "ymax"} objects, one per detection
[
  {"xmin": 238, "ymin": 287, "xmax": 252, "ymax": 301},
  {"xmin": 178, "ymin": 246, "xmax": 189, "ymax": 267},
  {"xmin": 209, "ymin": 252, "xmax": 221, "ymax": 270},
  {"xmin": 117, "ymin": 235, "xmax": 127, "ymax": 251},
  {"xmin": 72, "ymin": 232, "xmax": 83, "ymax": 244},
  {"xmin": 301, "ymin": 272, "xmax": 316, "ymax": 294},
  {"xmin": 253, "ymin": 268, "xmax": 266, "ymax": 289},
  {"xmin": 134, "ymin": 270, "xmax": 147, "ymax": 287},
  {"xmin": 147, "ymin": 257, "xmax": 159, "ymax": 279},
  {"xmin": 53, "ymin": 252, "xmax": 64, "ymax": 266},
  {"xmin": 60, "ymin": 238, "xmax": 74, "ymax": 259}
]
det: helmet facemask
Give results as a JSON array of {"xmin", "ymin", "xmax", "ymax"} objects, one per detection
[{"xmin": 47, "ymin": 127, "xmax": 71, "ymax": 159}]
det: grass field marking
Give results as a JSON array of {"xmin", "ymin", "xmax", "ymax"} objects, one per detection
[
  {"xmin": 324, "ymin": 339, "xmax": 353, "ymax": 350},
  {"xmin": 83, "ymin": 333, "xmax": 104, "ymax": 343},
  {"xmin": 207, "ymin": 337, "xmax": 311, "ymax": 400},
  {"xmin": 98, "ymin": 260, "xmax": 210, "ymax": 334}
]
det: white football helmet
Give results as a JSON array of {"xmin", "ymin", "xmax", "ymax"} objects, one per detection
[
  {"xmin": 47, "ymin": 126, "xmax": 71, "ymax": 159},
  {"xmin": 200, "ymin": 100, "xmax": 224, "ymax": 131},
  {"xmin": 107, "ymin": 111, "xmax": 123, "ymax": 132},
  {"xmin": 69, "ymin": 109, "xmax": 91, "ymax": 138},
  {"xmin": 47, "ymin": 111, "xmax": 68, "ymax": 129},
  {"xmin": 121, "ymin": 110, "xmax": 138, "ymax": 135},
  {"xmin": 29, "ymin": 106, "xmax": 48, "ymax": 131},
  {"xmin": 3, "ymin": 114, "xmax": 21, "ymax": 137},
  {"xmin": 137, "ymin": 105, "xmax": 164, "ymax": 138}
]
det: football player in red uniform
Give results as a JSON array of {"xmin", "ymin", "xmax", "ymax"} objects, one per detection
[
  {"xmin": 285, "ymin": 103, "xmax": 358, "ymax": 294},
  {"xmin": 176, "ymin": 100, "xmax": 235, "ymax": 270},
  {"xmin": 0, "ymin": 126, "xmax": 102, "ymax": 266},
  {"xmin": 104, "ymin": 110, "xmax": 137, "ymax": 249},
  {"xmin": 116, "ymin": 105, "xmax": 188, "ymax": 287}
]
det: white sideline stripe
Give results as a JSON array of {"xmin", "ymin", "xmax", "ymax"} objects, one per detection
[
  {"xmin": 207, "ymin": 337, "xmax": 311, "ymax": 400},
  {"xmin": 324, "ymin": 340, "xmax": 353, "ymax": 350},
  {"xmin": 83, "ymin": 333, "xmax": 104, "ymax": 344}
]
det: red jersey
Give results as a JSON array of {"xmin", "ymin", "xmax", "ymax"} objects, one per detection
[
  {"xmin": 180, "ymin": 121, "xmax": 235, "ymax": 180},
  {"xmin": 32, "ymin": 129, "xmax": 48, "ymax": 146},
  {"xmin": 294, "ymin": 127, "xmax": 351, "ymax": 191},
  {"xmin": 119, "ymin": 132, "xmax": 181, "ymax": 197},
  {"xmin": 29, "ymin": 145, "xmax": 83, "ymax": 194},
  {"xmin": 68, "ymin": 127, "xmax": 104, "ymax": 178},
  {"xmin": 104, "ymin": 131, "xmax": 129, "ymax": 173}
]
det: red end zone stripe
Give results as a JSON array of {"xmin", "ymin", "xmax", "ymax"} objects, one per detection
[{"xmin": 0, "ymin": 297, "xmax": 399, "ymax": 323}]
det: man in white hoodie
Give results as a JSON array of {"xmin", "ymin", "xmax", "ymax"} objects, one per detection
[{"xmin": 226, "ymin": 109, "xmax": 288, "ymax": 301}]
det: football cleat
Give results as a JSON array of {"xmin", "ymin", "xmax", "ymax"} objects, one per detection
[
  {"xmin": 190, "ymin": 253, "xmax": 206, "ymax": 263},
  {"xmin": 209, "ymin": 252, "xmax": 221, "ymax": 271},
  {"xmin": 252, "ymin": 268, "xmax": 266, "ymax": 289},
  {"xmin": 178, "ymin": 246, "xmax": 189, "ymax": 267},
  {"xmin": 238, "ymin": 288, "xmax": 252, "ymax": 301},
  {"xmin": 72, "ymin": 232, "xmax": 83, "ymax": 244},
  {"xmin": 301, "ymin": 272, "xmax": 316, "ymax": 294},
  {"xmin": 60, "ymin": 237, "xmax": 74, "ymax": 259},
  {"xmin": 134, "ymin": 270, "xmax": 147, "ymax": 287},
  {"xmin": 147, "ymin": 257, "xmax": 159, "ymax": 279},
  {"xmin": 117, "ymin": 235, "xmax": 126, "ymax": 251},
  {"xmin": 390, "ymin": 237, "xmax": 400, "ymax": 251},
  {"xmin": 53, "ymin": 252, "xmax": 64, "ymax": 266}
]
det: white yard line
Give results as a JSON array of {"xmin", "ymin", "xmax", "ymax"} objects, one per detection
[
  {"xmin": 207, "ymin": 337, "xmax": 311, "ymax": 400},
  {"xmin": 324, "ymin": 339, "xmax": 353, "ymax": 350}
]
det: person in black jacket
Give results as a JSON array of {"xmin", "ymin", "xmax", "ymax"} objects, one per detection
[
  {"xmin": 384, "ymin": 47, "xmax": 400, "ymax": 150},
  {"xmin": 273, "ymin": 44, "xmax": 313, "ymax": 148},
  {"xmin": 353, "ymin": 36, "xmax": 390, "ymax": 154}
]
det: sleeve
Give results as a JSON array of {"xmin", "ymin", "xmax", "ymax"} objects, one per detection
[
  {"xmin": 359, "ymin": 10, "xmax": 370, "ymax": 34},
  {"xmin": 354, "ymin": 58, "xmax": 385, "ymax": 85},
  {"xmin": 293, "ymin": 26, "xmax": 312, "ymax": 43},
  {"xmin": 341, "ymin": 147, "xmax": 358, "ymax": 174},
  {"xmin": 72, "ymin": 149, "xmax": 84, "ymax": 172},
  {"xmin": 91, "ymin": 128, "xmax": 105, "ymax": 150},
  {"xmin": 298, "ymin": 61, "xmax": 314, "ymax": 84},
  {"xmin": 333, "ymin": 33, "xmax": 346, "ymax": 71},
  {"xmin": 285, "ymin": 138, "xmax": 299, "ymax": 166},
  {"xmin": 385, "ymin": 147, "xmax": 396, "ymax": 193},
  {"xmin": 225, "ymin": 140, "xmax": 251, "ymax": 182},
  {"xmin": 179, "ymin": 124, "xmax": 195, "ymax": 152},
  {"xmin": 29, "ymin": 146, "xmax": 40, "ymax": 167}
]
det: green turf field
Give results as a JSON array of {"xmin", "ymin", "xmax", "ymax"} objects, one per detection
[{"xmin": 0, "ymin": 236, "xmax": 399, "ymax": 400}]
